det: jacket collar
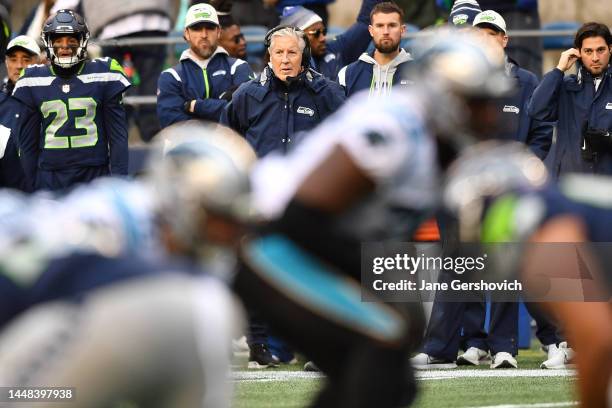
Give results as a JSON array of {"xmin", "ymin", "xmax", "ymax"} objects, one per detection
[
  {"xmin": 505, "ymin": 56, "xmax": 519, "ymax": 78},
  {"xmin": 568, "ymin": 63, "xmax": 612, "ymax": 91},
  {"xmin": 180, "ymin": 46, "xmax": 229, "ymax": 67},
  {"xmin": 358, "ymin": 48, "xmax": 413, "ymax": 67},
  {"xmin": 248, "ymin": 66, "xmax": 325, "ymax": 101}
]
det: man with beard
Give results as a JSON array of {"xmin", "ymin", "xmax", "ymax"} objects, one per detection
[
  {"xmin": 338, "ymin": 2, "xmax": 412, "ymax": 98},
  {"xmin": 528, "ymin": 22, "xmax": 612, "ymax": 177},
  {"xmin": 157, "ymin": 3, "xmax": 254, "ymax": 128}
]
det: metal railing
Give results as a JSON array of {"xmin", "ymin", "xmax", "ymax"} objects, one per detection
[
  {"xmin": 106, "ymin": 28, "xmax": 579, "ymax": 106},
  {"xmin": 94, "ymin": 28, "xmax": 579, "ymax": 48}
]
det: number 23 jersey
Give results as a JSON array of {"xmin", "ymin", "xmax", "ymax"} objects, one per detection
[{"xmin": 12, "ymin": 58, "xmax": 130, "ymax": 173}]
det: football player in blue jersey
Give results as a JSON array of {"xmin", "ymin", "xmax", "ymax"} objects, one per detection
[
  {"xmin": 0, "ymin": 126, "xmax": 254, "ymax": 407},
  {"xmin": 444, "ymin": 131, "xmax": 612, "ymax": 408},
  {"xmin": 13, "ymin": 9, "xmax": 130, "ymax": 192}
]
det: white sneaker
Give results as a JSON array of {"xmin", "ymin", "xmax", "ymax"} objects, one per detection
[
  {"xmin": 232, "ymin": 336, "xmax": 249, "ymax": 357},
  {"xmin": 490, "ymin": 352, "xmax": 518, "ymax": 369},
  {"xmin": 541, "ymin": 342, "xmax": 575, "ymax": 369},
  {"xmin": 457, "ymin": 347, "xmax": 491, "ymax": 366},
  {"xmin": 410, "ymin": 353, "xmax": 457, "ymax": 369}
]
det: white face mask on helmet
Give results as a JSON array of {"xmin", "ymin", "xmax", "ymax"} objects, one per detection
[{"xmin": 41, "ymin": 9, "xmax": 90, "ymax": 69}]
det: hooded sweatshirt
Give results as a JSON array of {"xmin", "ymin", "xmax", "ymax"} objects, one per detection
[{"xmin": 338, "ymin": 48, "xmax": 413, "ymax": 98}]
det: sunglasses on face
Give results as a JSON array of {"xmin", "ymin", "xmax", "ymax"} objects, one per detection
[
  {"xmin": 231, "ymin": 33, "xmax": 245, "ymax": 44},
  {"xmin": 306, "ymin": 28, "xmax": 327, "ymax": 38}
]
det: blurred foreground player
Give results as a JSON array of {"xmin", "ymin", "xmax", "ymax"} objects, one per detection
[
  {"xmin": 444, "ymin": 143, "xmax": 612, "ymax": 408},
  {"xmin": 234, "ymin": 28, "xmax": 512, "ymax": 408},
  {"xmin": 0, "ymin": 125, "xmax": 256, "ymax": 407}
]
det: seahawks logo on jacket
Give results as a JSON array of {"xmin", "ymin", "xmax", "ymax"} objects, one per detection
[
  {"xmin": 503, "ymin": 105, "xmax": 520, "ymax": 114},
  {"xmin": 297, "ymin": 106, "xmax": 314, "ymax": 117}
]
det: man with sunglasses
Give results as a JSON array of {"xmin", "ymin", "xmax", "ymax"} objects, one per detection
[
  {"xmin": 219, "ymin": 15, "xmax": 247, "ymax": 60},
  {"xmin": 157, "ymin": 4, "xmax": 254, "ymax": 129},
  {"xmin": 280, "ymin": 0, "xmax": 385, "ymax": 80},
  {"xmin": 528, "ymin": 21, "xmax": 612, "ymax": 176}
]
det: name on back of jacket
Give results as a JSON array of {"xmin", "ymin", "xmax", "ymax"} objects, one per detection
[{"xmin": 297, "ymin": 106, "xmax": 315, "ymax": 117}]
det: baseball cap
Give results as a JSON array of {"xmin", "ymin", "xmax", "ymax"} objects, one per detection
[
  {"xmin": 473, "ymin": 10, "xmax": 507, "ymax": 34},
  {"xmin": 185, "ymin": 3, "xmax": 219, "ymax": 29},
  {"xmin": 449, "ymin": 0, "xmax": 482, "ymax": 27},
  {"xmin": 6, "ymin": 35, "xmax": 41, "ymax": 56}
]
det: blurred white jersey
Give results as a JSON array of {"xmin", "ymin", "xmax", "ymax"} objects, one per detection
[{"xmin": 251, "ymin": 89, "xmax": 439, "ymax": 240}]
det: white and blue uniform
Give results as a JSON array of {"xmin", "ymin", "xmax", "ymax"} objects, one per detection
[{"xmin": 13, "ymin": 58, "xmax": 130, "ymax": 190}]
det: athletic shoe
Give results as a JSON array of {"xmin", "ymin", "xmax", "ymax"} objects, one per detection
[
  {"xmin": 541, "ymin": 342, "xmax": 575, "ymax": 369},
  {"xmin": 232, "ymin": 336, "xmax": 249, "ymax": 357},
  {"xmin": 457, "ymin": 347, "xmax": 491, "ymax": 366},
  {"xmin": 303, "ymin": 361, "xmax": 320, "ymax": 372},
  {"xmin": 247, "ymin": 344, "xmax": 279, "ymax": 369},
  {"xmin": 410, "ymin": 353, "xmax": 457, "ymax": 369},
  {"xmin": 490, "ymin": 352, "xmax": 518, "ymax": 369}
]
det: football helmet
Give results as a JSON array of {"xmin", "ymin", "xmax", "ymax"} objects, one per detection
[
  {"xmin": 148, "ymin": 120, "xmax": 257, "ymax": 253},
  {"xmin": 444, "ymin": 141, "xmax": 549, "ymax": 241},
  {"xmin": 403, "ymin": 28, "xmax": 515, "ymax": 150},
  {"xmin": 41, "ymin": 9, "xmax": 89, "ymax": 69}
]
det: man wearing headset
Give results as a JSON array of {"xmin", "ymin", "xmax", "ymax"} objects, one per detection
[{"xmin": 221, "ymin": 25, "xmax": 345, "ymax": 158}]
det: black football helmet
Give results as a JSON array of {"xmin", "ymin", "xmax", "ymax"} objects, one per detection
[{"xmin": 41, "ymin": 9, "xmax": 89, "ymax": 68}]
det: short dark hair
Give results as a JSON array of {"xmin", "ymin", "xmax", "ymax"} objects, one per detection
[
  {"xmin": 370, "ymin": 2, "xmax": 405, "ymax": 24},
  {"xmin": 574, "ymin": 22, "xmax": 612, "ymax": 49}
]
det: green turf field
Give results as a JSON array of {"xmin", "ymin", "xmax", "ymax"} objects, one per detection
[{"xmin": 232, "ymin": 347, "xmax": 578, "ymax": 408}]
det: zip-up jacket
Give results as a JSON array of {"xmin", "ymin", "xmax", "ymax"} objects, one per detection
[
  {"xmin": 528, "ymin": 64, "xmax": 612, "ymax": 176},
  {"xmin": 220, "ymin": 66, "xmax": 345, "ymax": 157},
  {"xmin": 337, "ymin": 49, "xmax": 413, "ymax": 98},
  {"xmin": 496, "ymin": 58, "xmax": 553, "ymax": 160},
  {"xmin": 0, "ymin": 90, "xmax": 29, "ymax": 191},
  {"xmin": 157, "ymin": 48, "xmax": 254, "ymax": 128},
  {"xmin": 311, "ymin": 0, "xmax": 384, "ymax": 80}
]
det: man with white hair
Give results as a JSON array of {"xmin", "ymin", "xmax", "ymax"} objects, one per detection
[{"xmin": 221, "ymin": 25, "xmax": 345, "ymax": 158}]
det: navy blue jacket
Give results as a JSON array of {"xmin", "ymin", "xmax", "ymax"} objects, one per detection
[
  {"xmin": 13, "ymin": 58, "xmax": 130, "ymax": 191},
  {"xmin": 220, "ymin": 66, "xmax": 345, "ymax": 157},
  {"xmin": 337, "ymin": 49, "xmax": 413, "ymax": 98},
  {"xmin": 157, "ymin": 48, "xmax": 254, "ymax": 128},
  {"xmin": 310, "ymin": 0, "xmax": 382, "ymax": 80},
  {"xmin": 496, "ymin": 59, "xmax": 553, "ymax": 160},
  {"xmin": 528, "ymin": 65, "xmax": 612, "ymax": 177},
  {"xmin": 0, "ymin": 89, "xmax": 29, "ymax": 191},
  {"xmin": 0, "ymin": 252, "xmax": 200, "ymax": 329}
]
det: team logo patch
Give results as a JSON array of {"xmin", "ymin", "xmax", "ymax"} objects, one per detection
[
  {"xmin": 212, "ymin": 70, "xmax": 227, "ymax": 77},
  {"xmin": 62, "ymin": 84, "xmax": 70, "ymax": 93},
  {"xmin": 452, "ymin": 14, "xmax": 468, "ymax": 25},
  {"xmin": 606, "ymin": 102, "xmax": 612, "ymax": 110},
  {"xmin": 324, "ymin": 54, "xmax": 336, "ymax": 63},
  {"xmin": 503, "ymin": 105, "xmax": 520, "ymax": 114},
  {"xmin": 297, "ymin": 106, "xmax": 314, "ymax": 117}
]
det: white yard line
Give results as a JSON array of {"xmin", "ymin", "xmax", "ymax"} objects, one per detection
[
  {"xmin": 232, "ymin": 369, "xmax": 575, "ymax": 382},
  {"xmin": 465, "ymin": 402, "xmax": 579, "ymax": 408}
]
